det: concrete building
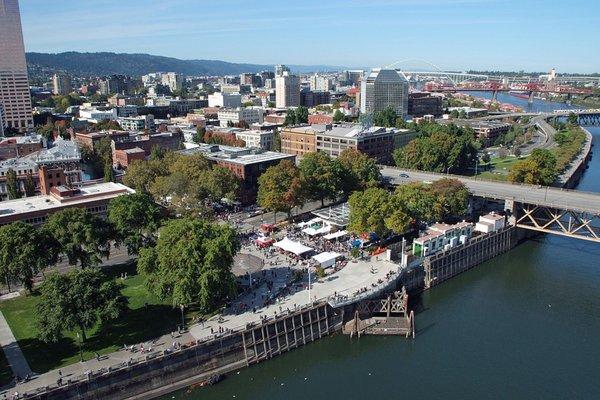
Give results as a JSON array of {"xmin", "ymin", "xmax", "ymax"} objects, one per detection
[
  {"xmin": 360, "ymin": 68, "xmax": 408, "ymax": 119},
  {"xmin": 118, "ymin": 115, "xmax": 155, "ymax": 131},
  {"xmin": 161, "ymin": 72, "xmax": 183, "ymax": 92},
  {"xmin": 309, "ymin": 75, "xmax": 332, "ymax": 92},
  {"xmin": 280, "ymin": 125, "xmax": 317, "ymax": 159},
  {"xmin": 275, "ymin": 72, "xmax": 300, "ymax": 108},
  {"xmin": 0, "ymin": 134, "xmax": 43, "ymax": 160},
  {"xmin": 475, "ymin": 212, "xmax": 506, "ymax": 234},
  {"xmin": 112, "ymin": 131, "xmax": 183, "ymax": 167},
  {"xmin": 0, "ymin": 104, "xmax": 5, "ymax": 136},
  {"xmin": 52, "ymin": 73, "xmax": 72, "ymax": 95},
  {"xmin": 275, "ymin": 64, "xmax": 290, "ymax": 77},
  {"xmin": 208, "ymin": 92, "xmax": 242, "ymax": 108},
  {"xmin": 300, "ymin": 90, "xmax": 330, "ymax": 108},
  {"xmin": 0, "ymin": 181, "xmax": 135, "ymax": 226},
  {"xmin": 79, "ymin": 106, "xmax": 118, "ymax": 123},
  {"xmin": 218, "ymin": 107, "xmax": 264, "ymax": 127},
  {"xmin": 465, "ymin": 121, "xmax": 511, "ymax": 147},
  {"xmin": 408, "ymin": 92, "xmax": 443, "ymax": 117},
  {"xmin": 179, "ymin": 145, "xmax": 294, "ymax": 204},
  {"xmin": 0, "ymin": 0, "xmax": 33, "ymax": 132},
  {"xmin": 234, "ymin": 130, "xmax": 273, "ymax": 150}
]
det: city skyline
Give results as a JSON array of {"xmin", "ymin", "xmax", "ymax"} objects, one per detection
[{"xmin": 18, "ymin": 0, "xmax": 600, "ymax": 74}]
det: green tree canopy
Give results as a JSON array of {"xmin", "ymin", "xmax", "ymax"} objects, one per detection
[
  {"xmin": 335, "ymin": 148, "xmax": 381, "ymax": 197},
  {"xmin": 508, "ymin": 149, "xmax": 557, "ymax": 185},
  {"xmin": 0, "ymin": 222, "xmax": 59, "ymax": 292},
  {"xmin": 44, "ymin": 208, "xmax": 112, "ymax": 268},
  {"xmin": 333, "ymin": 109, "xmax": 345, "ymax": 123},
  {"xmin": 137, "ymin": 218, "xmax": 239, "ymax": 311},
  {"xmin": 373, "ymin": 106, "xmax": 397, "ymax": 127},
  {"xmin": 108, "ymin": 193, "xmax": 162, "ymax": 255},
  {"xmin": 37, "ymin": 269, "xmax": 127, "ymax": 343},
  {"xmin": 299, "ymin": 152, "xmax": 340, "ymax": 206},
  {"xmin": 295, "ymin": 106, "xmax": 309, "ymax": 124},
  {"xmin": 6, "ymin": 168, "xmax": 21, "ymax": 200},
  {"xmin": 348, "ymin": 187, "xmax": 410, "ymax": 237},
  {"xmin": 257, "ymin": 160, "xmax": 304, "ymax": 220}
]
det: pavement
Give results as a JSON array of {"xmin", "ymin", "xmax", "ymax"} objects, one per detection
[{"xmin": 0, "ymin": 312, "xmax": 31, "ymax": 379}]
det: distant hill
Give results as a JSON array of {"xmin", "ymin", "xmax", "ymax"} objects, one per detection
[{"xmin": 26, "ymin": 52, "xmax": 344, "ymax": 77}]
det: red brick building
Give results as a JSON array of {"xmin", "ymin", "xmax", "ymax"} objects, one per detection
[{"xmin": 308, "ymin": 114, "xmax": 333, "ymax": 125}]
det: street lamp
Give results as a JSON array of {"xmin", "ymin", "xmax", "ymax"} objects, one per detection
[
  {"xmin": 76, "ymin": 332, "xmax": 83, "ymax": 362},
  {"xmin": 179, "ymin": 304, "xmax": 185, "ymax": 331}
]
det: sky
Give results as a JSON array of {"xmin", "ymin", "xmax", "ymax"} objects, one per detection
[{"xmin": 18, "ymin": 0, "xmax": 600, "ymax": 73}]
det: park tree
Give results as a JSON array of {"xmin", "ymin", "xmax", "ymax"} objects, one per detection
[
  {"xmin": 284, "ymin": 109, "xmax": 296, "ymax": 126},
  {"xmin": 508, "ymin": 149, "xmax": 557, "ymax": 185},
  {"xmin": 257, "ymin": 160, "xmax": 303, "ymax": 221},
  {"xmin": 333, "ymin": 109, "xmax": 345, "ymax": 123},
  {"xmin": 200, "ymin": 166, "xmax": 239, "ymax": 202},
  {"xmin": 271, "ymin": 129, "xmax": 281, "ymax": 151},
  {"xmin": 373, "ymin": 106, "xmax": 397, "ymax": 127},
  {"xmin": 122, "ymin": 158, "xmax": 169, "ymax": 193},
  {"xmin": 108, "ymin": 193, "xmax": 162, "ymax": 255},
  {"xmin": 295, "ymin": 106, "xmax": 309, "ymax": 124},
  {"xmin": 44, "ymin": 208, "xmax": 112, "ymax": 268},
  {"xmin": 6, "ymin": 168, "xmax": 21, "ymax": 200},
  {"xmin": 429, "ymin": 178, "xmax": 470, "ymax": 221},
  {"xmin": 335, "ymin": 149, "xmax": 381, "ymax": 196},
  {"xmin": 299, "ymin": 152, "xmax": 340, "ymax": 206},
  {"xmin": 37, "ymin": 269, "xmax": 127, "ymax": 343},
  {"xmin": 348, "ymin": 187, "xmax": 409, "ymax": 237},
  {"xmin": 395, "ymin": 182, "xmax": 439, "ymax": 223},
  {"xmin": 137, "ymin": 218, "xmax": 239, "ymax": 312},
  {"xmin": 567, "ymin": 112, "xmax": 579, "ymax": 126},
  {"xmin": 0, "ymin": 222, "xmax": 59, "ymax": 292}
]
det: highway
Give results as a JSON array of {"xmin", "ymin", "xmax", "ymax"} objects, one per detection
[{"xmin": 381, "ymin": 166, "xmax": 600, "ymax": 215}]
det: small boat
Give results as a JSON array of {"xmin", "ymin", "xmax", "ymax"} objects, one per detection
[{"xmin": 189, "ymin": 374, "xmax": 225, "ymax": 390}]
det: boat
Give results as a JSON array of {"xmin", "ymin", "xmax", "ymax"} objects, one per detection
[
  {"xmin": 189, "ymin": 374, "xmax": 224, "ymax": 390},
  {"xmin": 508, "ymin": 90, "xmax": 530, "ymax": 100}
]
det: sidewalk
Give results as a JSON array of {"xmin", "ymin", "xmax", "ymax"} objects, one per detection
[{"xmin": 0, "ymin": 311, "xmax": 31, "ymax": 379}]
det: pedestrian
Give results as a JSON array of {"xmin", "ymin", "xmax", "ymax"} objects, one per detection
[
  {"xmin": 95, "ymin": 352, "xmax": 100, "ymax": 361},
  {"xmin": 58, "ymin": 369, "xmax": 62, "ymax": 377}
]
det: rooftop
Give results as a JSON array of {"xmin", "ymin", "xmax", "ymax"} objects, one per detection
[
  {"xmin": 0, "ymin": 182, "xmax": 135, "ymax": 219},
  {"xmin": 179, "ymin": 144, "xmax": 293, "ymax": 166}
]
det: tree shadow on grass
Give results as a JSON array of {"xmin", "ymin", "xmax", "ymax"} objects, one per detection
[{"xmin": 17, "ymin": 304, "xmax": 180, "ymax": 374}]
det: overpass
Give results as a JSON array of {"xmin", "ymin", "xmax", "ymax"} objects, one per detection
[{"xmin": 381, "ymin": 167, "xmax": 600, "ymax": 243}]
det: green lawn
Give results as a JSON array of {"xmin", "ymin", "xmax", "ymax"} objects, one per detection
[
  {"xmin": 476, "ymin": 155, "xmax": 527, "ymax": 181},
  {"xmin": 0, "ymin": 263, "xmax": 193, "ymax": 374}
]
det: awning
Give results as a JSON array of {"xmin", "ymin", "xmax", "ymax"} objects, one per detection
[
  {"xmin": 255, "ymin": 236, "xmax": 273, "ymax": 245},
  {"xmin": 297, "ymin": 217, "xmax": 322, "ymax": 228},
  {"xmin": 273, "ymin": 237, "xmax": 313, "ymax": 256},
  {"xmin": 312, "ymin": 252, "xmax": 342, "ymax": 268},
  {"xmin": 323, "ymin": 230, "xmax": 348, "ymax": 240}
]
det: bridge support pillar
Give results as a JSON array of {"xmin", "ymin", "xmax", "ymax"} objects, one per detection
[
  {"xmin": 492, "ymin": 90, "xmax": 498, "ymax": 102},
  {"xmin": 504, "ymin": 199, "xmax": 517, "ymax": 226},
  {"xmin": 528, "ymin": 91, "xmax": 534, "ymax": 104}
]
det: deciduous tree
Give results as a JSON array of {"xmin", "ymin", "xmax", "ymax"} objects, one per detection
[{"xmin": 257, "ymin": 160, "xmax": 304, "ymax": 220}]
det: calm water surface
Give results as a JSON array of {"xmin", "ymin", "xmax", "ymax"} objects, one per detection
[{"xmin": 165, "ymin": 98, "xmax": 600, "ymax": 400}]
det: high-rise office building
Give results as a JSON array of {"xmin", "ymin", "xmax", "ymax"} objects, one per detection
[
  {"xmin": 52, "ymin": 73, "xmax": 72, "ymax": 95},
  {"xmin": 0, "ymin": 0, "xmax": 33, "ymax": 132},
  {"xmin": 275, "ymin": 71, "xmax": 300, "ymax": 108},
  {"xmin": 275, "ymin": 64, "xmax": 290, "ymax": 77},
  {"xmin": 360, "ymin": 68, "xmax": 408, "ymax": 118}
]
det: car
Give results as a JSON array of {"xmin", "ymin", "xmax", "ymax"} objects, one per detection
[
  {"xmin": 423, "ymin": 180, "xmax": 433, "ymax": 185},
  {"xmin": 399, "ymin": 173, "xmax": 409, "ymax": 178}
]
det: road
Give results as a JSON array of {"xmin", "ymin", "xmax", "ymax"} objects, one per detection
[{"xmin": 381, "ymin": 166, "xmax": 600, "ymax": 215}]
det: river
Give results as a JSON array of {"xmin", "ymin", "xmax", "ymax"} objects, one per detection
[{"xmin": 165, "ymin": 97, "xmax": 600, "ymax": 400}]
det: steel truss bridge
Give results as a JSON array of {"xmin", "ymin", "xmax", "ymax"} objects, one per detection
[{"xmin": 381, "ymin": 167, "xmax": 600, "ymax": 244}]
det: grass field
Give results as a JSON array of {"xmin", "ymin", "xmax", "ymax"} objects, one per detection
[
  {"xmin": 0, "ymin": 262, "xmax": 193, "ymax": 374},
  {"xmin": 476, "ymin": 155, "xmax": 526, "ymax": 181}
]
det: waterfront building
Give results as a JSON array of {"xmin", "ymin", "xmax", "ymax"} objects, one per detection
[
  {"xmin": 412, "ymin": 221, "xmax": 473, "ymax": 257},
  {"xmin": 360, "ymin": 68, "xmax": 408, "ymax": 119},
  {"xmin": 275, "ymin": 72, "xmax": 300, "ymax": 108},
  {"xmin": 217, "ymin": 107, "xmax": 264, "ymax": 127},
  {"xmin": 475, "ymin": 212, "xmax": 506, "ymax": 233},
  {"xmin": 52, "ymin": 73, "xmax": 72, "ymax": 95},
  {"xmin": 0, "ymin": 0, "xmax": 33, "ymax": 132},
  {"xmin": 208, "ymin": 92, "xmax": 242, "ymax": 108}
]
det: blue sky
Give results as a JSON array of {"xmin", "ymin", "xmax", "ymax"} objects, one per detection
[{"xmin": 18, "ymin": 0, "xmax": 600, "ymax": 73}]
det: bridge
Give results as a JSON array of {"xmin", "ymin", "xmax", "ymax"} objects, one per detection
[{"xmin": 381, "ymin": 167, "xmax": 600, "ymax": 243}]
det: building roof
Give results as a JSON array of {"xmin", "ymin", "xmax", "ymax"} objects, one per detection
[
  {"xmin": 0, "ymin": 182, "xmax": 135, "ymax": 219},
  {"xmin": 178, "ymin": 144, "xmax": 293, "ymax": 166},
  {"xmin": 312, "ymin": 203, "xmax": 350, "ymax": 227},
  {"xmin": 24, "ymin": 139, "xmax": 81, "ymax": 164}
]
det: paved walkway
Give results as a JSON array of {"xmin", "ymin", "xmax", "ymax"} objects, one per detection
[{"xmin": 0, "ymin": 311, "xmax": 31, "ymax": 379}]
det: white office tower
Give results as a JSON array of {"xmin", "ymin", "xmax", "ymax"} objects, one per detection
[{"xmin": 275, "ymin": 71, "xmax": 300, "ymax": 108}]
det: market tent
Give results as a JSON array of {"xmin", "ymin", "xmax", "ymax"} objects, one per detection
[
  {"xmin": 302, "ymin": 224, "xmax": 332, "ymax": 236},
  {"xmin": 312, "ymin": 252, "xmax": 342, "ymax": 268},
  {"xmin": 324, "ymin": 230, "xmax": 348, "ymax": 240},
  {"xmin": 255, "ymin": 236, "xmax": 274, "ymax": 248},
  {"xmin": 273, "ymin": 237, "xmax": 313, "ymax": 256},
  {"xmin": 297, "ymin": 217, "xmax": 322, "ymax": 228}
]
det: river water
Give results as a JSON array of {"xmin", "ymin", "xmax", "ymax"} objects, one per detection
[{"xmin": 166, "ymin": 97, "xmax": 600, "ymax": 400}]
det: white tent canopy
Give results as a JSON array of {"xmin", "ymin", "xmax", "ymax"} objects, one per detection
[
  {"xmin": 312, "ymin": 252, "xmax": 342, "ymax": 268},
  {"xmin": 297, "ymin": 217, "xmax": 322, "ymax": 228},
  {"xmin": 302, "ymin": 224, "xmax": 332, "ymax": 236},
  {"xmin": 274, "ymin": 237, "xmax": 313, "ymax": 256},
  {"xmin": 323, "ymin": 230, "xmax": 348, "ymax": 240}
]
